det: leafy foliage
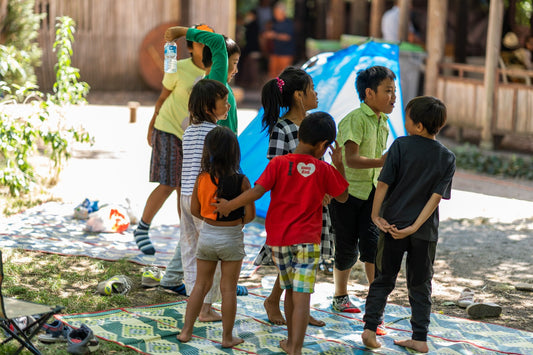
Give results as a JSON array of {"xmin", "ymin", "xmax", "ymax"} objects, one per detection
[
  {"xmin": 452, "ymin": 143, "xmax": 533, "ymax": 180},
  {"xmin": 50, "ymin": 16, "xmax": 90, "ymax": 105},
  {"xmin": 1, "ymin": 10, "xmax": 91, "ymax": 198},
  {"xmin": 0, "ymin": 0, "xmax": 44, "ymax": 100}
]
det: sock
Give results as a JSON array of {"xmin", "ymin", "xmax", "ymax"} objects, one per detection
[{"xmin": 134, "ymin": 219, "xmax": 155, "ymax": 255}]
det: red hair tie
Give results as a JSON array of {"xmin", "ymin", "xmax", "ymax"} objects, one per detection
[{"xmin": 276, "ymin": 77, "xmax": 285, "ymax": 93}]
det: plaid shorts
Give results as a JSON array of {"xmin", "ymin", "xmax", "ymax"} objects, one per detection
[
  {"xmin": 270, "ymin": 243, "xmax": 320, "ymax": 293},
  {"xmin": 149, "ymin": 128, "xmax": 183, "ymax": 188}
]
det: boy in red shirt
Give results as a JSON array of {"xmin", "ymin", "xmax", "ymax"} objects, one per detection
[{"xmin": 214, "ymin": 112, "xmax": 348, "ymax": 354}]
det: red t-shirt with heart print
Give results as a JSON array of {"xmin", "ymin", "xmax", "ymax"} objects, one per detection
[{"xmin": 255, "ymin": 153, "xmax": 348, "ymax": 246}]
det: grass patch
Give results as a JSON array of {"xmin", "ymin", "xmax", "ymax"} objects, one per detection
[{"xmin": 0, "ymin": 249, "xmax": 185, "ymax": 354}]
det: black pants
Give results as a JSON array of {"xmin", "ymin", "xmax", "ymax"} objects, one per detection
[
  {"xmin": 330, "ymin": 189, "xmax": 379, "ymax": 271},
  {"xmin": 363, "ymin": 232, "xmax": 436, "ymax": 341}
]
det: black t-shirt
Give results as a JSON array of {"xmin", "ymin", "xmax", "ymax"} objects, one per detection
[
  {"xmin": 379, "ymin": 135, "xmax": 455, "ymax": 241},
  {"xmin": 217, "ymin": 174, "xmax": 245, "ymax": 222}
]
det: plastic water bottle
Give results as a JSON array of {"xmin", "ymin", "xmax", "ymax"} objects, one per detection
[{"xmin": 164, "ymin": 41, "xmax": 177, "ymax": 73}]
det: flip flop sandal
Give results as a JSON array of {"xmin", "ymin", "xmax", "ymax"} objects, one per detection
[
  {"xmin": 457, "ymin": 288, "xmax": 475, "ymax": 308},
  {"xmin": 466, "ymin": 303, "xmax": 502, "ymax": 319}
]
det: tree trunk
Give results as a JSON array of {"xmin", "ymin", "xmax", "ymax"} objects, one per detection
[
  {"xmin": 328, "ymin": 0, "xmax": 344, "ymax": 39},
  {"xmin": 481, "ymin": 0, "xmax": 504, "ymax": 150},
  {"xmin": 369, "ymin": 0, "xmax": 385, "ymax": 38},
  {"xmin": 398, "ymin": 0, "xmax": 410, "ymax": 42},
  {"xmin": 425, "ymin": 0, "xmax": 448, "ymax": 97},
  {"xmin": 349, "ymin": 0, "xmax": 368, "ymax": 35}
]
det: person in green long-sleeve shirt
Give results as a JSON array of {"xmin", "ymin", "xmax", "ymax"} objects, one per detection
[{"xmin": 165, "ymin": 26, "xmax": 241, "ymax": 134}]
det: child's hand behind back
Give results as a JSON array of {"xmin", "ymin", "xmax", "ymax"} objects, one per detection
[{"xmin": 212, "ymin": 198, "xmax": 231, "ymax": 217}]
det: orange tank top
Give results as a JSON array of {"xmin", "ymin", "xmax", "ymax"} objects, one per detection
[{"xmin": 197, "ymin": 172, "xmax": 245, "ymax": 221}]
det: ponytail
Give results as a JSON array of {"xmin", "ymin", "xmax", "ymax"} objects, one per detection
[
  {"xmin": 260, "ymin": 67, "xmax": 313, "ymax": 135},
  {"xmin": 261, "ymin": 79, "xmax": 283, "ymax": 134}
]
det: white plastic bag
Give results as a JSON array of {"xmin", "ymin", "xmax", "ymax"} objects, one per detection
[{"xmin": 85, "ymin": 205, "xmax": 130, "ymax": 233}]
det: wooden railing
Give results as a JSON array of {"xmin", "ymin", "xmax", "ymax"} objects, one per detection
[{"xmin": 437, "ymin": 62, "xmax": 533, "ymax": 140}]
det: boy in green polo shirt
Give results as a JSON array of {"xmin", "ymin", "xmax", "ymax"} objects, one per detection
[{"xmin": 331, "ymin": 66, "xmax": 396, "ymax": 316}]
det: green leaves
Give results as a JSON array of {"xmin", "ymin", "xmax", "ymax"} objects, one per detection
[
  {"xmin": 1, "ymin": 12, "xmax": 92, "ymax": 198},
  {"xmin": 453, "ymin": 143, "xmax": 533, "ymax": 180}
]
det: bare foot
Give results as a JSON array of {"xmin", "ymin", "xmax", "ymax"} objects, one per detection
[
  {"xmin": 264, "ymin": 298, "xmax": 286, "ymax": 325},
  {"xmin": 309, "ymin": 315, "xmax": 325, "ymax": 327},
  {"xmin": 198, "ymin": 307, "xmax": 222, "ymax": 322},
  {"xmin": 177, "ymin": 332, "xmax": 191, "ymax": 343},
  {"xmin": 394, "ymin": 339, "xmax": 429, "ymax": 353},
  {"xmin": 279, "ymin": 339, "xmax": 290, "ymax": 353},
  {"xmin": 361, "ymin": 329, "xmax": 381, "ymax": 349},
  {"xmin": 222, "ymin": 336, "xmax": 244, "ymax": 348}
]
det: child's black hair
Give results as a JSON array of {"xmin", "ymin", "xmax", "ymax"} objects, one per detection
[
  {"xmin": 188, "ymin": 79, "xmax": 229, "ymax": 124},
  {"xmin": 298, "ymin": 111, "xmax": 336, "ymax": 146},
  {"xmin": 202, "ymin": 35, "xmax": 241, "ymax": 68},
  {"xmin": 355, "ymin": 65, "xmax": 396, "ymax": 102},
  {"xmin": 261, "ymin": 66, "xmax": 313, "ymax": 135},
  {"xmin": 201, "ymin": 126, "xmax": 241, "ymax": 193},
  {"xmin": 405, "ymin": 96, "xmax": 447, "ymax": 135},
  {"xmin": 187, "ymin": 24, "xmax": 214, "ymax": 49}
]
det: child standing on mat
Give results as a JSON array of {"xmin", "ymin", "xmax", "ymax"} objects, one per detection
[
  {"xmin": 257, "ymin": 66, "xmax": 331, "ymax": 327},
  {"xmin": 174, "ymin": 79, "xmax": 241, "ymax": 322},
  {"xmin": 177, "ymin": 126, "xmax": 255, "ymax": 348},
  {"xmin": 134, "ymin": 24, "xmax": 213, "ymax": 257},
  {"xmin": 214, "ymin": 112, "xmax": 349, "ymax": 354},
  {"xmin": 331, "ymin": 66, "xmax": 396, "ymax": 315},
  {"xmin": 165, "ymin": 26, "xmax": 241, "ymax": 134},
  {"xmin": 362, "ymin": 96, "xmax": 455, "ymax": 353},
  {"xmin": 161, "ymin": 26, "xmax": 246, "ymax": 302}
]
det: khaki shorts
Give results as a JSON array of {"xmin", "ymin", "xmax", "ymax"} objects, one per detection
[{"xmin": 196, "ymin": 223, "xmax": 245, "ymax": 262}]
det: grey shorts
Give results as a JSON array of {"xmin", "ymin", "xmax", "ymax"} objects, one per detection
[{"xmin": 196, "ymin": 223, "xmax": 246, "ymax": 262}]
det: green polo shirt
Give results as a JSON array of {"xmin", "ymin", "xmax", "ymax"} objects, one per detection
[{"xmin": 337, "ymin": 102, "xmax": 390, "ymax": 200}]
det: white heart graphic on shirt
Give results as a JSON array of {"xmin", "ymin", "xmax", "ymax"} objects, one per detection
[{"xmin": 297, "ymin": 162, "xmax": 316, "ymax": 177}]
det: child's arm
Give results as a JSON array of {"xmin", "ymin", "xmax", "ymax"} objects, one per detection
[
  {"xmin": 371, "ymin": 181, "xmax": 393, "ymax": 233},
  {"xmin": 329, "ymin": 141, "xmax": 349, "ymax": 203},
  {"xmin": 213, "ymin": 184, "xmax": 266, "ymax": 217},
  {"xmin": 164, "ymin": 26, "xmax": 188, "ymax": 42},
  {"xmin": 241, "ymin": 177, "xmax": 256, "ymax": 224},
  {"xmin": 190, "ymin": 177, "xmax": 202, "ymax": 220},
  {"xmin": 147, "ymin": 88, "xmax": 172, "ymax": 146},
  {"xmin": 389, "ymin": 193, "xmax": 443, "ymax": 240},
  {"xmin": 345, "ymin": 141, "xmax": 387, "ymax": 169}
]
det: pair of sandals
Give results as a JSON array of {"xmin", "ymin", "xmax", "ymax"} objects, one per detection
[{"xmin": 457, "ymin": 288, "xmax": 502, "ymax": 319}]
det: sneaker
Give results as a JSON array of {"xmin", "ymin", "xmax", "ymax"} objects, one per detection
[
  {"xmin": 332, "ymin": 295, "xmax": 361, "ymax": 313},
  {"xmin": 38, "ymin": 320, "xmax": 71, "ymax": 343},
  {"xmin": 457, "ymin": 288, "xmax": 475, "ymax": 308},
  {"xmin": 376, "ymin": 322, "xmax": 387, "ymax": 336},
  {"xmin": 141, "ymin": 267, "xmax": 164, "ymax": 288},
  {"xmin": 67, "ymin": 324, "xmax": 99, "ymax": 354},
  {"xmin": 96, "ymin": 275, "xmax": 132, "ymax": 296},
  {"xmin": 466, "ymin": 303, "xmax": 502, "ymax": 319},
  {"xmin": 160, "ymin": 283, "xmax": 187, "ymax": 296}
]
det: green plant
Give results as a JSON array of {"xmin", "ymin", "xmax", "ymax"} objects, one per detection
[
  {"xmin": 0, "ymin": 0, "xmax": 44, "ymax": 100},
  {"xmin": 49, "ymin": 16, "xmax": 90, "ymax": 105},
  {"xmin": 1, "ymin": 14, "xmax": 92, "ymax": 198},
  {"xmin": 452, "ymin": 143, "xmax": 533, "ymax": 180}
]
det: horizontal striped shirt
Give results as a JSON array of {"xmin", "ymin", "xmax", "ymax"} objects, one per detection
[{"xmin": 181, "ymin": 122, "xmax": 217, "ymax": 196}]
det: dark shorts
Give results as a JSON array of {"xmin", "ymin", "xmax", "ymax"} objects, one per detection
[
  {"xmin": 149, "ymin": 128, "xmax": 183, "ymax": 188},
  {"xmin": 331, "ymin": 188, "xmax": 379, "ymax": 270}
]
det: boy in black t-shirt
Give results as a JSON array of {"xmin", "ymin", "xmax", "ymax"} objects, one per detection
[{"xmin": 361, "ymin": 96, "xmax": 455, "ymax": 353}]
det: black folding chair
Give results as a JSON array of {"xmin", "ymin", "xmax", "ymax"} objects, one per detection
[{"xmin": 0, "ymin": 250, "xmax": 64, "ymax": 354}]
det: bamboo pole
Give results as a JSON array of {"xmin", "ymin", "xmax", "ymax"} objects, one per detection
[{"xmin": 480, "ymin": 0, "xmax": 504, "ymax": 150}]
